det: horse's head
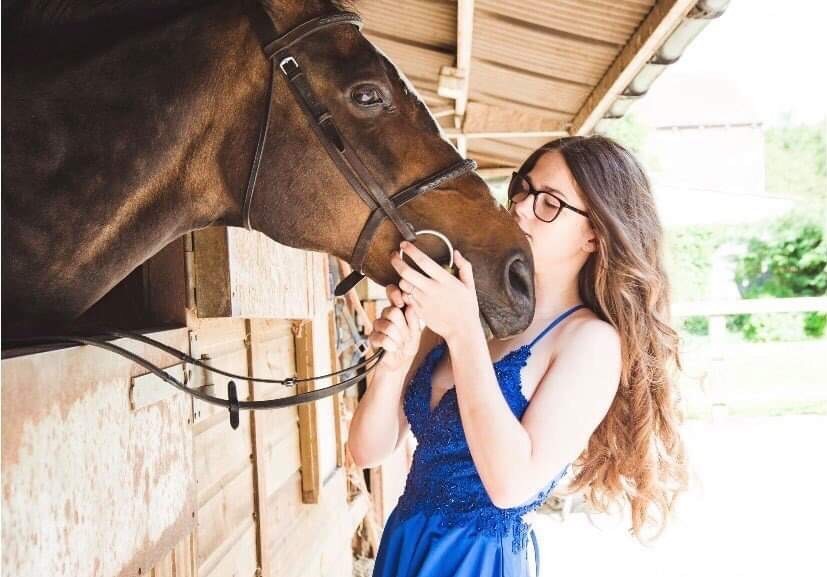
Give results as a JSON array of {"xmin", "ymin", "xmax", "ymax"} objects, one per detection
[{"xmin": 239, "ymin": 0, "xmax": 535, "ymax": 338}]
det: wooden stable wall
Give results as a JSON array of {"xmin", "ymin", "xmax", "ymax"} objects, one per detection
[{"xmin": 2, "ymin": 229, "xmax": 366, "ymax": 577}]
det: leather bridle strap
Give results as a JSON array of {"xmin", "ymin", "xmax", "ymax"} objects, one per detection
[
  {"xmin": 241, "ymin": 3, "xmax": 476, "ymax": 294},
  {"xmin": 334, "ymin": 157, "xmax": 474, "ymax": 296}
]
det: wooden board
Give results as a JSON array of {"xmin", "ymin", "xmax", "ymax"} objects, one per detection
[
  {"xmin": 192, "ymin": 227, "xmax": 329, "ymax": 320},
  {"xmin": 1, "ymin": 328, "xmax": 196, "ymax": 577}
]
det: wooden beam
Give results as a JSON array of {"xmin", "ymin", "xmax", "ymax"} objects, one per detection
[
  {"xmin": 446, "ymin": 129, "xmax": 568, "ymax": 140},
  {"xmin": 571, "ymin": 0, "xmax": 697, "ymax": 135},
  {"xmin": 438, "ymin": 0, "xmax": 475, "ymax": 156},
  {"xmin": 463, "ymin": 102, "xmax": 568, "ymax": 134},
  {"xmin": 294, "ymin": 319, "xmax": 321, "ymax": 504},
  {"xmin": 445, "ymin": 102, "xmax": 569, "ymax": 140},
  {"xmin": 477, "ymin": 167, "xmax": 517, "ymax": 179}
]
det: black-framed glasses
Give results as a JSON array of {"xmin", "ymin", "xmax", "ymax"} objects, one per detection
[{"xmin": 507, "ymin": 171, "xmax": 589, "ymax": 223}]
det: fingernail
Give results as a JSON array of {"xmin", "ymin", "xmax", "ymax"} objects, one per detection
[{"xmin": 400, "ymin": 241, "xmax": 409, "ymax": 248}]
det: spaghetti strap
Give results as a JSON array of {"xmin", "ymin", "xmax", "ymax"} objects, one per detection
[{"xmin": 527, "ymin": 303, "xmax": 587, "ymax": 350}]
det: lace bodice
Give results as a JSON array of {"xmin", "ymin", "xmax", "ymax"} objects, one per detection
[{"xmin": 395, "ymin": 304, "xmax": 585, "ymax": 553}]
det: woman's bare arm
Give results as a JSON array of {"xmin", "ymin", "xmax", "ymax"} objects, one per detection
[{"xmin": 348, "ymin": 327, "xmax": 436, "ymax": 468}]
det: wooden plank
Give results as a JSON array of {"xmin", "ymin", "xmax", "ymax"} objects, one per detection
[
  {"xmin": 473, "ymin": 12, "xmax": 615, "ymax": 86},
  {"xmin": 130, "ymin": 363, "xmax": 186, "ymax": 410},
  {"xmin": 359, "ymin": 0, "xmax": 456, "ymax": 48},
  {"xmin": 471, "ymin": 59, "xmax": 592, "ymax": 115},
  {"xmin": 194, "ymin": 410, "xmax": 254, "ymax": 506},
  {"xmin": 192, "ymin": 347, "xmax": 251, "ymax": 428},
  {"xmin": 329, "ymin": 309, "xmax": 346, "ymax": 469},
  {"xmin": 196, "ymin": 464, "xmax": 256, "ymax": 571},
  {"xmin": 295, "ymin": 319, "xmax": 321, "ymax": 504},
  {"xmin": 461, "ymin": 102, "xmax": 569, "ymax": 136},
  {"xmin": 1, "ymin": 328, "xmax": 196, "ymax": 577},
  {"xmin": 198, "ymin": 521, "xmax": 258, "ymax": 577},
  {"xmin": 475, "ymin": 0, "xmax": 650, "ymax": 46},
  {"xmin": 145, "ymin": 234, "xmax": 189, "ymax": 326},
  {"xmin": 264, "ymin": 470, "xmax": 353, "ymax": 577},
  {"xmin": 192, "ymin": 227, "xmax": 232, "ymax": 318},
  {"xmin": 455, "ymin": 0, "xmax": 475, "ymax": 155},
  {"xmin": 192, "ymin": 227, "xmax": 328, "ymax": 320},
  {"xmin": 571, "ymin": 0, "xmax": 696, "ymax": 135},
  {"xmin": 248, "ymin": 318, "xmax": 300, "ymax": 577}
]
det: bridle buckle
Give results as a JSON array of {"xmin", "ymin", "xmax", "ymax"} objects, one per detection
[{"xmin": 279, "ymin": 56, "xmax": 298, "ymax": 75}]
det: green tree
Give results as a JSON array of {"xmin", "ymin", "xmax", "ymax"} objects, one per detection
[
  {"xmin": 729, "ymin": 211, "xmax": 826, "ymax": 340},
  {"xmin": 764, "ymin": 117, "xmax": 827, "ymax": 203}
]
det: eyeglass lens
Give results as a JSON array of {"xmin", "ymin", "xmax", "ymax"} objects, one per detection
[{"xmin": 508, "ymin": 173, "xmax": 562, "ymax": 222}]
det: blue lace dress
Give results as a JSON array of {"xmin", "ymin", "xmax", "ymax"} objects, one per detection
[{"xmin": 372, "ymin": 304, "xmax": 586, "ymax": 577}]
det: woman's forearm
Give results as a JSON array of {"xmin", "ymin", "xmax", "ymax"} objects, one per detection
[
  {"xmin": 445, "ymin": 324, "xmax": 534, "ymax": 508},
  {"xmin": 347, "ymin": 362, "xmax": 410, "ymax": 468}
]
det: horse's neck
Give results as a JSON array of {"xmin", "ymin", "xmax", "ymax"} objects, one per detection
[{"xmin": 3, "ymin": 1, "xmax": 265, "ymax": 296}]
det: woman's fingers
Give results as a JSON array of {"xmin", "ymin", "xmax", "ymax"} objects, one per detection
[
  {"xmin": 399, "ymin": 241, "xmax": 453, "ymax": 283},
  {"xmin": 386, "ymin": 284, "xmax": 405, "ymax": 308},
  {"xmin": 390, "ymin": 249, "xmax": 433, "ymax": 291},
  {"xmin": 403, "ymin": 303, "xmax": 421, "ymax": 337}
]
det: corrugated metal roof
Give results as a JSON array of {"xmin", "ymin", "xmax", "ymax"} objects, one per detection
[{"xmin": 360, "ymin": 0, "xmax": 725, "ymax": 169}]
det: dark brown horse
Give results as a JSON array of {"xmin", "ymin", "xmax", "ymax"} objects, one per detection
[{"xmin": 1, "ymin": 0, "xmax": 534, "ymax": 339}]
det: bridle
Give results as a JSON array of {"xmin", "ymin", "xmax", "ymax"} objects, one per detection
[
  {"xmin": 1, "ymin": 4, "xmax": 475, "ymax": 429},
  {"xmin": 240, "ymin": 3, "xmax": 476, "ymax": 296}
]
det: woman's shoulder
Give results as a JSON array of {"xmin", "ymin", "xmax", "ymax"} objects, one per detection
[{"xmin": 554, "ymin": 308, "xmax": 619, "ymax": 356}]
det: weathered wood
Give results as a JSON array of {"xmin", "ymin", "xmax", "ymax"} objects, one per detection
[
  {"xmin": 328, "ymin": 309, "xmax": 346, "ymax": 469},
  {"xmin": 192, "ymin": 227, "xmax": 328, "ymax": 320},
  {"xmin": 459, "ymin": 102, "xmax": 569, "ymax": 138},
  {"xmin": 130, "ymin": 363, "xmax": 186, "ymax": 410},
  {"xmin": 1, "ymin": 328, "xmax": 196, "ymax": 577},
  {"xmin": 295, "ymin": 319, "xmax": 321, "ymax": 504},
  {"xmin": 145, "ymin": 235, "xmax": 189, "ymax": 326},
  {"xmin": 265, "ymin": 469, "xmax": 353, "ymax": 577},
  {"xmin": 152, "ymin": 532, "xmax": 195, "ymax": 577},
  {"xmin": 196, "ymin": 463, "xmax": 256, "ymax": 572}
]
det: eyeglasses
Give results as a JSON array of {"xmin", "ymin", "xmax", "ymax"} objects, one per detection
[{"xmin": 507, "ymin": 171, "xmax": 589, "ymax": 223}]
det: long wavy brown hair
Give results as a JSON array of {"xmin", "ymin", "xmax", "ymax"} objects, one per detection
[{"xmin": 517, "ymin": 135, "xmax": 689, "ymax": 543}]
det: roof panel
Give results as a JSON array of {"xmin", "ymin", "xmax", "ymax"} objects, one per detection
[
  {"xmin": 359, "ymin": 0, "xmax": 457, "ymax": 50},
  {"xmin": 472, "ymin": 13, "xmax": 616, "ymax": 86},
  {"xmin": 470, "ymin": 60, "xmax": 593, "ymax": 114},
  {"xmin": 357, "ymin": 0, "xmax": 715, "ymax": 168},
  {"xmin": 476, "ymin": 0, "xmax": 654, "ymax": 46}
]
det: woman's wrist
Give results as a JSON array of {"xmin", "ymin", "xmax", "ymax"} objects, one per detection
[{"xmin": 444, "ymin": 321, "xmax": 486, "ymax": 353}]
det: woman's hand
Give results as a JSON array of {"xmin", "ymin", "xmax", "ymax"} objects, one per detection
[
  {"xmin": 390, "ymin": 241, "xmax": 479, "ymax": 342},
  {"xmin": 367, "ymin": 282, "xmax": 424, "ymax": 373}
]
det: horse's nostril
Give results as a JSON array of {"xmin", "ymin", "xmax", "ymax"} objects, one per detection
[{"xmin": 506, "ymin": 253, "xmax": 532, "ymax": 303}]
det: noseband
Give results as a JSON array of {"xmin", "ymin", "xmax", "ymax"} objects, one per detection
[{"xmin": 241, "ymin": 4, "xmax": 476, "ymax": 296}]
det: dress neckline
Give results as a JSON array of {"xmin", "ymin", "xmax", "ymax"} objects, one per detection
[
  {"xmin": 423, "ymin": 303, "xmax": 586, "ymax": 415},
  {"xmin": 426, "ymin": 341, "xmax": 531, "ymax": 415}
]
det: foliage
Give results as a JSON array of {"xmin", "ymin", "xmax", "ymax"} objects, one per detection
[
  {"xmin": 729, "ymin": 211, "xmax": 826, "ymax": 340},
  {"xmin": 682, "ymin": 315, "xmax": 709, "ymax": 336},
  {"xmin": 764, "ymin": 117, "xmax": 827, "ymax": 203},
  {"xmin": 664, "ymin": 224, "xmax": 737, "ymax": 302}
]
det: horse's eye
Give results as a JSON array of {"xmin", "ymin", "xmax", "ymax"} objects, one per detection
[{"xmin": 351, "ymin": 85, "xmax": 385, "ymax": 107}]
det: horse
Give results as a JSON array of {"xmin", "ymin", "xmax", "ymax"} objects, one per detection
[{"xmin": 1, "ymin": 0, "xmax": 535, "ymax": 340}]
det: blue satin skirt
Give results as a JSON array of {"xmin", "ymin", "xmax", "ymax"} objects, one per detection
[{"xmin": 372, "ymin": 506, "xmax": 540, "ymax": 577}]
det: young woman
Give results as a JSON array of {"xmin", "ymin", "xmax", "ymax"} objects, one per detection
[{"xmin": 348, "ymin": 135, "xmax": 689, "ymax": 577}]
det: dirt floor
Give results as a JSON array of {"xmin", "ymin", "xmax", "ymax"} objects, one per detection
[{"xmin": 533, "ymin": 415, "xmax": 827, "ymax": 577}]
